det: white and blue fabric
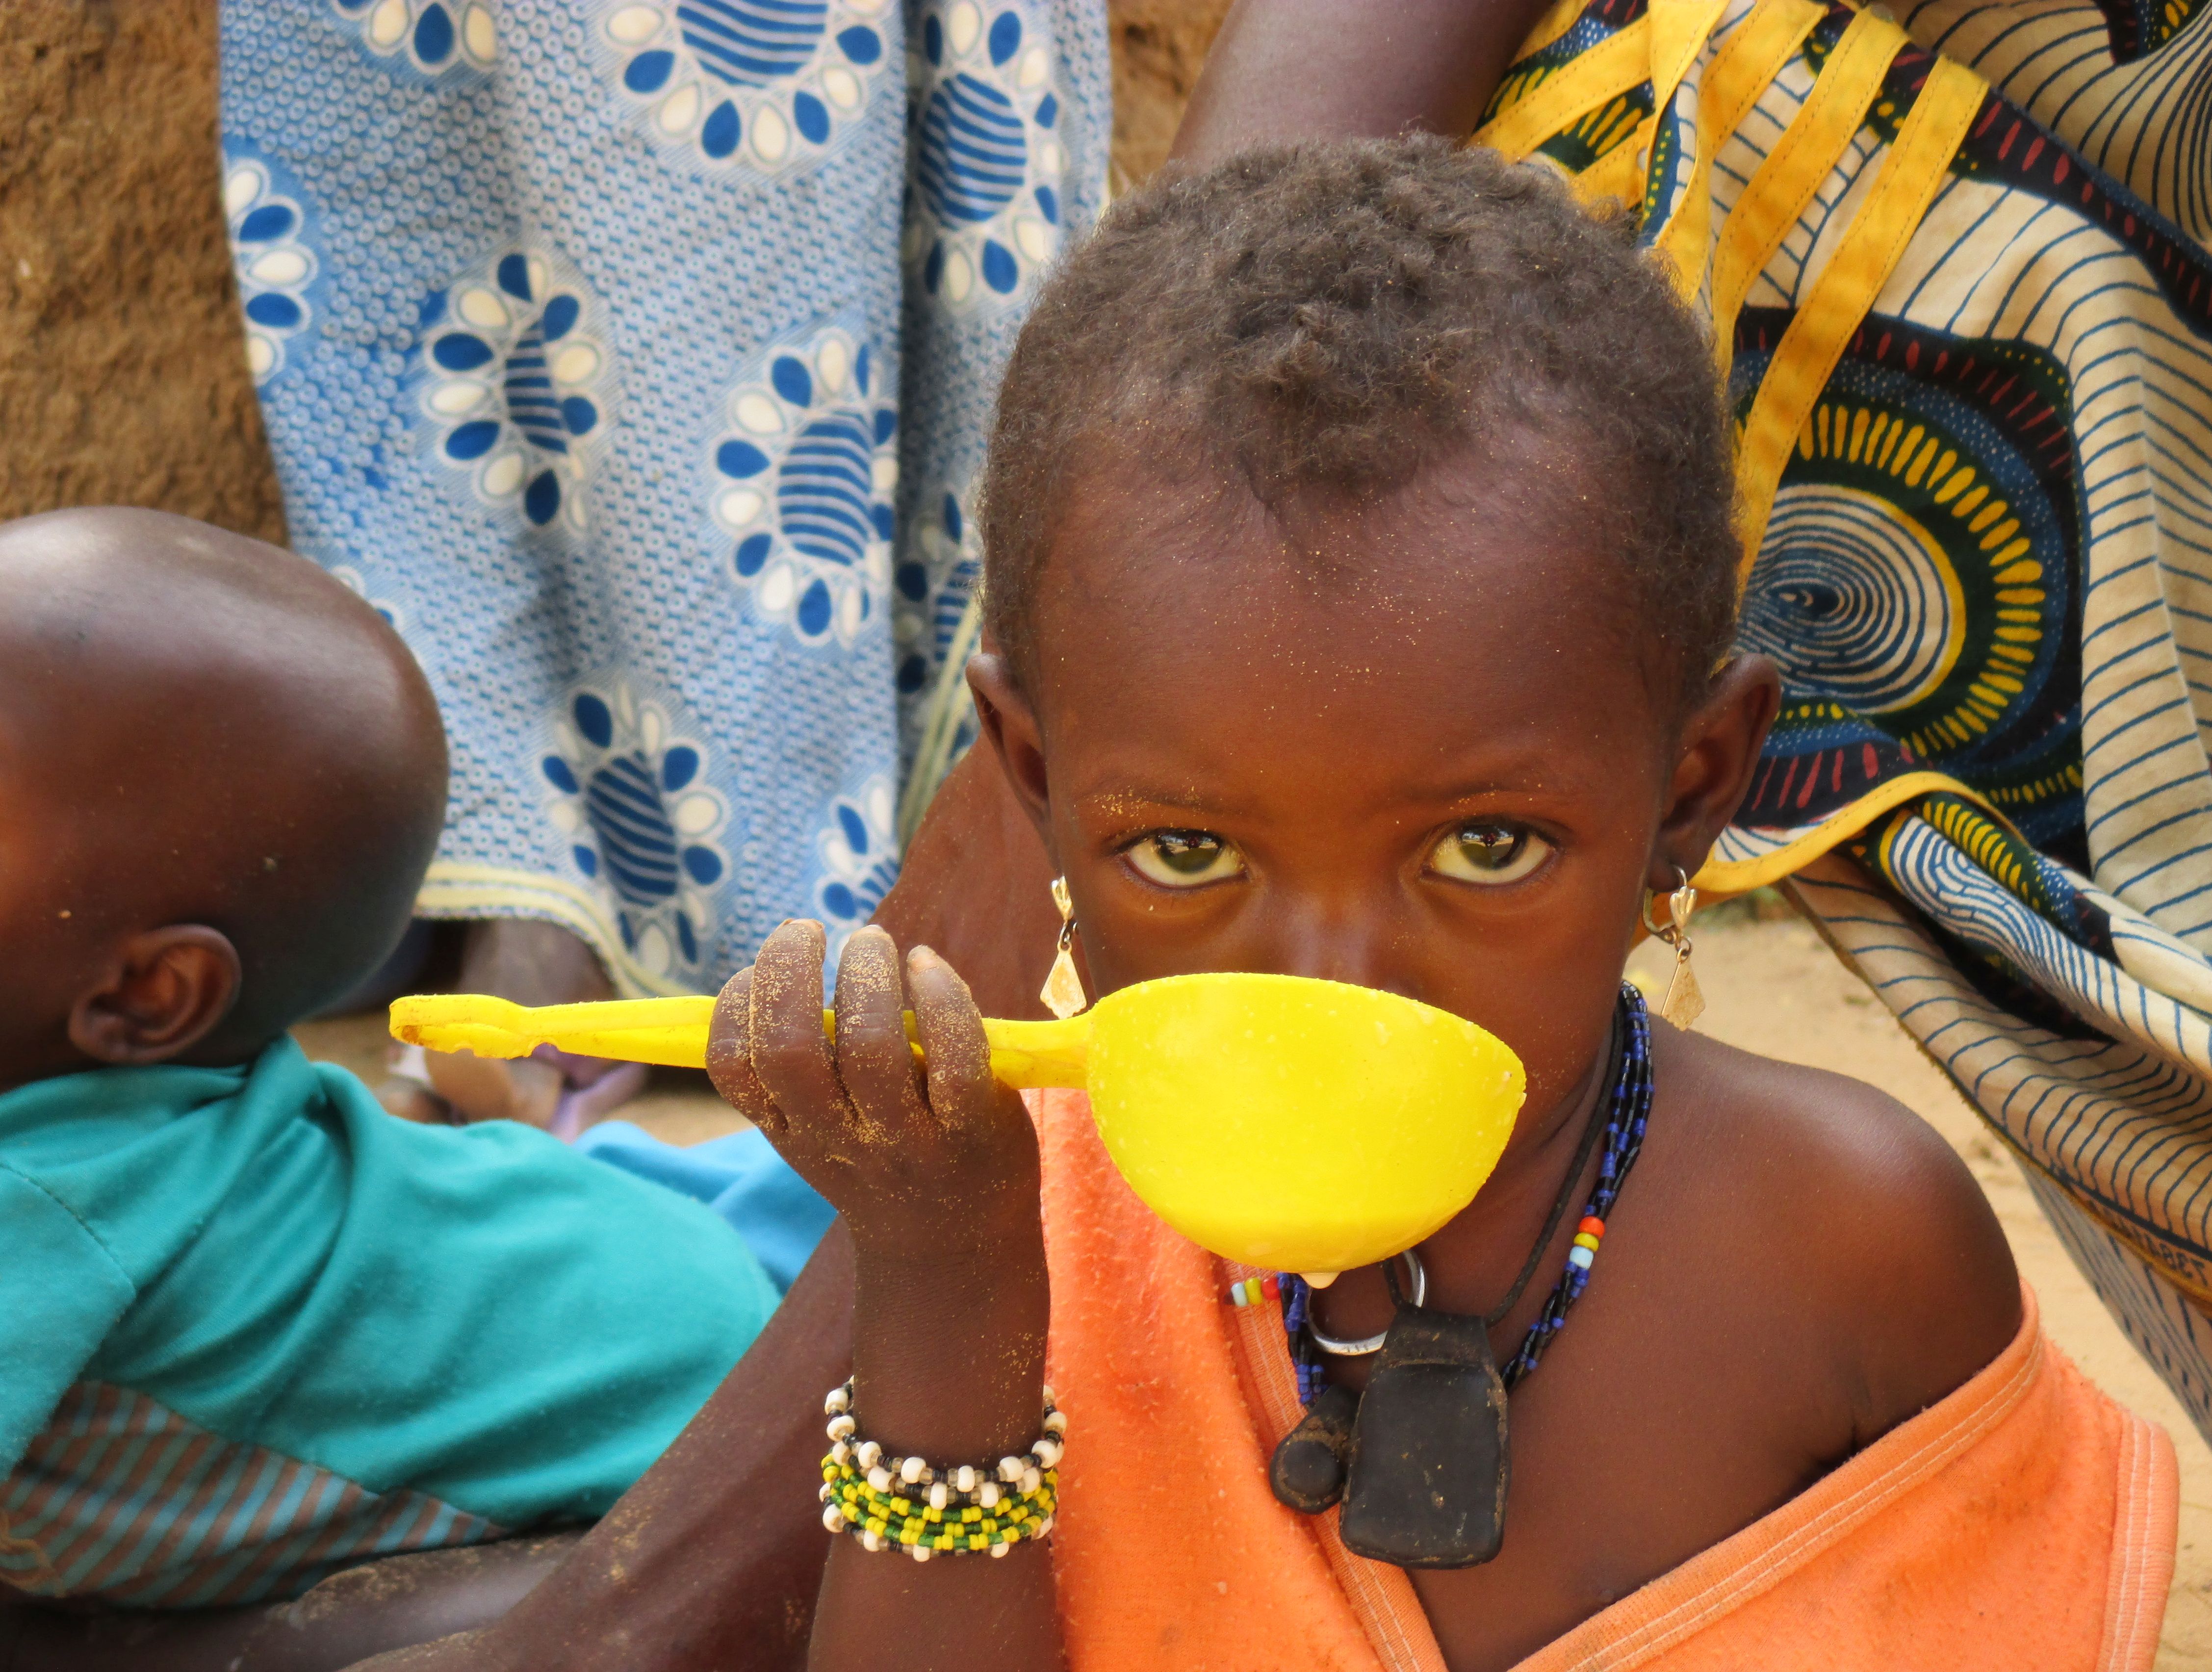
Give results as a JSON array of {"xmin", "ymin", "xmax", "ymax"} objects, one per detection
[{"xmin": 218, "ymin": 0, "xmax": 1107, "ymax": 993}]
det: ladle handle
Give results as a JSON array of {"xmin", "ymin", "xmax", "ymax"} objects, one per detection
[{"xmin": 387, "ymin": 994, "xmax": 1089, "ymax": 1090}]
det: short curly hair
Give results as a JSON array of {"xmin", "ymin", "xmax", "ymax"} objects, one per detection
[{"xmin": 979, "ymin": 135, "xmax": 1739, "ymax": 701}]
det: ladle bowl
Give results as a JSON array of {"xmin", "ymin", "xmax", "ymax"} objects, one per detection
[{"xmin": 389, "ymin": 972, "xmax": 1524, "ymax": 1274}]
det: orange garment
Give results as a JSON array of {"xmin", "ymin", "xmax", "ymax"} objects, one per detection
[{"xmin": 1035, "ymin": 1087, "xmax": 2179, "ymax": 1672}]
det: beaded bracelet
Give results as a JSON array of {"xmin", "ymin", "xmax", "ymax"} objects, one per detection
[{"xmin": 818, "ymin": 1380, "xmax": 1065, "ymax": 1560}]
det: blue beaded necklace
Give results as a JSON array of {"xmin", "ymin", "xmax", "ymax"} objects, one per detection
[{"xmin": 1279, "ymin": 983, "xmax": 1654, "ymax": 1405}]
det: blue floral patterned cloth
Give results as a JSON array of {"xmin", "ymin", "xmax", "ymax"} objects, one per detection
[{"xmin": 218, "ymin": 0, "xmax": 1107, "ymax": 994}]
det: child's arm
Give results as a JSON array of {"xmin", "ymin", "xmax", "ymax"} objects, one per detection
[{"xmin": 709, "ymin": 920, "xmax": 1062, "ymax": 1672}]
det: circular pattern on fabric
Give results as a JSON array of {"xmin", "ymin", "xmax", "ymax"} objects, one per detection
[
  {"xmin": 908, "ymin": 0, "xmax": 1066, "ymax": 312},
  {"xmin": 680, "ymin": 0, "xmax": 828, "ymax": 83},
  {"xmin": 541, "ymin": 684, "xmax": 730, "ymax": 978},
  {"xmin": 919, "ymin": 75, "xmax": 1027, "ymax": 223},
  {"xmin": 709, "ymin": 321, "xmax": 897, "ymax": 646},
  {"xmin": 222, "ymin": 147, "xmax": 318, "ymax": 386},
  {"xmin": 595, "ymin": 0, "xmax": 894, "ymax": 177},
  {"xmin": 1739, "ymin": 350, "xmax": 2077, "ymax": 828},
  {"xmin": 892, "ymin": 483, "xmax": 980, "ymax": 699},
  {"xmin": 414, "ymin": 244, "xmax": 618, "ymax": 538},
  {"xmin": 327, "ymin": 0, "xmax": 495, "ymax": 79},
  {"xmin": 778, "ymin": 411, "xmax": 879, "ymax": 567},
  {"xmin": 588, "ymin": 753, "xmax": 686, "ymax": 904},
  {"xmin": 814, "ymin": 775, "xmax": 901, "ymax": 959},
  {"xmin": 1744, "ymin": 485, "xmax": 1965, "ymax": 716},
  {"xmin": 217, "ymin": 0, "xmax": 1039, "ymax": 997}
]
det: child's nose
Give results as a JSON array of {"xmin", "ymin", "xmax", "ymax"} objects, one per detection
[{"xmin": 1269, "ymin": 915, "xmax": 1410, "ymax": 997}]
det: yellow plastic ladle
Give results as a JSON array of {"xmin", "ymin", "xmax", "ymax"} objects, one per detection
[{"xmin": 389, "ymin": 973, "xmax": 1524, "ymax": 1276}]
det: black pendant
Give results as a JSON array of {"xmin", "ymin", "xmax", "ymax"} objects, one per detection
[
  {"xmin": 1269, "ymin": 1383, "xmax": 1361, "ymax": 1512},
  {"xmin": 1337, "ymin": 1304, "xmax": 1510, "ymax": 1569}
]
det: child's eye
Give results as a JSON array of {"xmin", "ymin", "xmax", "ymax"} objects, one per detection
[
  {"xmin": 1428, "ymin": 823, "xmax": 1550, "ymax": 886},
  {"xmin": 1125, "ymin": 830, "xmax": 1246, "ymax": 888}
]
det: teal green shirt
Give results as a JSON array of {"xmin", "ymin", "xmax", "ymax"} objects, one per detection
[{"xmin": 0, "ymin": 1037, "xmax": 779, "ymax": 1601}]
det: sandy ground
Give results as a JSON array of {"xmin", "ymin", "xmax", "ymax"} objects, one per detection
[{"xmin": 300, "ymin": 908, "xmax": 2212, "ymax": 1664}]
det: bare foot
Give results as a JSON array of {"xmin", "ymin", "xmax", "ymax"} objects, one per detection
[
  {"xmin": 376, "ymin": 1046, "xmax": 458, "ymax": 1125},
  {"xmin": 425, "ymin": 920, "xmax": 617, "ymax": 1128},
  {"xmin": 427, "ymin": 1048, "xmax": 566, "ymax": 1129}
]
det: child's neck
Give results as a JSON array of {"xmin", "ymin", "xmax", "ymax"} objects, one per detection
[
  {"xmin": 1428, "ymin": 1037, "xmax": 1617, "ymax": 1298},
  {"xmin": 1305, "ymin": 1029, "xmax": 1621, "ymax": 1358}
]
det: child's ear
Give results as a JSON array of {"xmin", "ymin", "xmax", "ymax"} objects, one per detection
[
  {"xmin": 1652, "ymin": 653, "xmax": 1782, "ymax": 890},
  {"xmin": 967, "ymin": 649, "xmax": 1056, "ymax": 857},
  {"xmin": 68, "ymin": 927, "xmax": 243, "ymax": 1067}
]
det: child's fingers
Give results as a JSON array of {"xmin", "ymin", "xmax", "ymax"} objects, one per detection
[
  {"xmin": 747, "ymin": 920, "xmax": 850, "ymax": 1131},
  {"xmin": 906, "ymin": 945, "xmax": 1004, "ymax": 1134},
  {"xmin": 706, "ymin": 965, "xmax": 780, "ymax": 1134},
  {"xmin": 831, "ymin": 926, "xmax": 925, "ymax": 1139}
]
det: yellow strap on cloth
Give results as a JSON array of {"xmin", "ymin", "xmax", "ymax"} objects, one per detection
[
  {"xmin": 1518, "ymin": 0, "xmax": 1602, "ymax": 67},
  {"xmin": 1475, "ymin": 13, "xmax": 1655, "ymax": 161},
  {"xmin": 1628, "ymin": 0, "xmax": 1733, "ymax": 207},
  {"xmin": 1646, "ymin": 0, "xmax": 1733, "ymax": 126},
  {"xmin": 1572, "ymin": 116, "xmax": 1656, "ymax": 206},
  {"xmin": 1476, "ymin": 0, "xmax": 1721, "ymax": 211},
  {"xmin": 1690, "ymin": 766, "xmax": 2002, "ymax": 893},
  {"xmin": 1732, "ymin": 56, "xmax": 1988, "ymax": 579},
  {"xmin": 1709, "ymin": 8, "xmax": 1904, "ymax": 382},
  {"xmin": 1650, "ymin": 0, "xmax": 1826, "ymax": 293}
]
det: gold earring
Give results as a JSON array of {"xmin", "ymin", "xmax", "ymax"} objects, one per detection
[
  {"xmin": 1640, "ymin": 865, "xmax": 1704, "ymax": 1029},
  {"xmin": 1040, "ymin": 876, "xmax": 1089, "ymax": 1020}
]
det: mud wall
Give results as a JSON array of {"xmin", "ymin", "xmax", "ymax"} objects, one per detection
[
  {"xmin": 1109, "ymin": 0, "xmax": 1232, "ymax": 188},
  {"xmin": 0, "ymin": 3, "xmax": 286, "ymax": 540},
  {"xmin": 0, "ymin": 0, "xmax": 1229, "ymax": 540}
]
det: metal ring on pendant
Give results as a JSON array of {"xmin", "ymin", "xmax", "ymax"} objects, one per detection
[
  {"xmin": 1305, "ymin": 1249, "xmax": 1427, "ymax": 1357},
  {"xmin": 1640, "ymin": 863, "xmax": 1693, "ymax": 938}
]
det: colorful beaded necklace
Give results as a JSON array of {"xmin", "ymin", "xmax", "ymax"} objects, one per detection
[{"xmin": 1244, "ymin": 982, "xmax": 1653, "ymax": 1406}]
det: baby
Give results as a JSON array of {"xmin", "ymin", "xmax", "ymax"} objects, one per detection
[
  {"xmin": 0, "ymin": 509, "xmax": 817, "ymax": 1609},
  {"xmin": 706, "ymin": 140, "xmax": 2175, "ymax": 1670}
]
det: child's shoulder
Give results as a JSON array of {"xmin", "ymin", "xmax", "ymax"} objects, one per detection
[{"xmin": 1646, "ymin": 1025, "xmax": 2022, "ymax": 1443}]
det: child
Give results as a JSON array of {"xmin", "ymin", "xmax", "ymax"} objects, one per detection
[
  {"xmin": 0, "ymin": 508, "xmax": 825, "ymax": 1609},
  {"xmin": 706, "ymin": 139, "xmax": 2177, "ymax": 1670}
]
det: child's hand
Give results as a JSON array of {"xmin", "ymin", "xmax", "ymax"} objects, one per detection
[
  {"xmin": 706, "ymin": 920, "xmax": 1041, "ymax": 1264},
  {"xmin": 714, "ymin": 923, "xmax": 1055, "ymax": 1671}
]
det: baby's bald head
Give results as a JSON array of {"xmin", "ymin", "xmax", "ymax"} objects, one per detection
[{"xmin": 0, "ymin": 508, "xmax": 446, "ymax": 1088}]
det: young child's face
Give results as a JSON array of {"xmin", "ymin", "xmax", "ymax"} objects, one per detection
[{"xmin": 977, "ymin": 439, "xmax": 1771, "ymax": 1125}]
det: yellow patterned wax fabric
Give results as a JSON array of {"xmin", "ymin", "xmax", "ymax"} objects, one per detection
[
  {"xmin": 1902, "ymin": 0, "xmax": 2212, "ymax": 247},
  {"xmin": 1481, "ymin": 0, "xmax": 2212, "ymax": 1436}
]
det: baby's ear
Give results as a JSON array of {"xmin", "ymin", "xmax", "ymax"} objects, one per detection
[{"xmin": 68, "ymin": 927, "xmax": 243, "ymax": 1067}]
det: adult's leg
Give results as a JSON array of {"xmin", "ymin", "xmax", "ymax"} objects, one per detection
[{"xmin": 0, "ymin": 1536, "xmax": 580, "ymax": 1672}]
